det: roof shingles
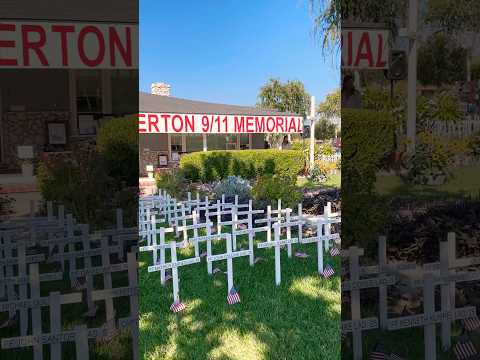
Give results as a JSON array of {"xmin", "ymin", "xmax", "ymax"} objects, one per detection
[{"xmin": 139, "ymin": 92, "xmax": 298, "ymax": 117}]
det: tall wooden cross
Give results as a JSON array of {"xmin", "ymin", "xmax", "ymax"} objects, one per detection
[
  {"xmin": 148, "ymin": 241, "xmax": 201, "ymax": 306},
  {"xmin": 257, "ymin": 221, "xmax": 302, "ymax": 285},
  {"xmin": 300, "ymin": 219, "xmax": 340, "ymax": 275},
  {"xmin": 387, "ymin": 272, "xmax": 476, "ymax": 360},
  {"xmin": 0, "ymin": 263, "xmax": 82, "ymax": 360},
  {"xmin": 341, "ymin": 246, "xmax": 395, "ymax": 360},
  {"xmin": 207, "ymin": 234, "xmax": 251, "ymax": 300}
]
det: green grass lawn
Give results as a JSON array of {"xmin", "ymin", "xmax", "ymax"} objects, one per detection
[
  {"xmin": 297, "ymin": 171, "xmax": 341, "ymax": 190},
  {"xmin": 139, "ymin": 226, "xmax": 341, "ymax": 360},
  {"xmin": 375, "ymin": 164, "xmax": 480, "ymax": 200}
]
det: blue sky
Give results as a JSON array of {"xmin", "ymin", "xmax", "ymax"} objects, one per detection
[{"xmin": 140, "ymin": 0, "xmax": 339, "ymax": 107}]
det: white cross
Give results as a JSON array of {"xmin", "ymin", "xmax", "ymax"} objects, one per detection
[
  {"xmin": 148, "ymin": 241, "xmax": 201, "ymax": 304},
  {"xmin": 300, "ymin": 219, "xmax": 339, "ymax": 275},
  {"xmin": 257, "ymin": 221, "xmax": 302, "ymax": 285},
  {"xmin": 207, "ymin": 234, "xmax": 251, "ymax": 297},
  {"xmin": 233, "ymin": 200, "xmax": 265, "ymax": 266},
  {"xmin": 387, "ymin": 272, "xmax": 476, "ymax": 360}
]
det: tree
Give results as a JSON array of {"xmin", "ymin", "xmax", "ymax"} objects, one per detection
[
  {"xmin": 418, "ymin": 33, "xmax": 467, "ymax": 86},
  {"xmin": 257, "ymin": 79, "xmax": 311, "ymax": 148},
  {"xmin": 315, "ymin": 118, "xmax": 336, "ymax": 140},
  {"xmin": 257, "ymin": 78, "xmax": 311, "ymax": 116},
  {"xmin": 309, "ymin": 0, "xmax": 407, "ymax": 56},
  {"xmin": 426, "ymin": 0, "xmax": 480, "ymax": 80},
  {"xmin": 317, "ymin": 88, "xmax": 340, "ymax": 119}
]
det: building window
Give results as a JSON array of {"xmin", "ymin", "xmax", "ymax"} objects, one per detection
[
  {"xmin": 240, "ymin": 134, "xmax": 250, "ymax": 149},
  {"xmin": 206, "ymin": 135, "xmax": 225, "ymax": 150},
  {"xmin": 76, "ymin": 70, "xmax": 102, "ymax": 135},
  {"xmin": 76, "ymin": 70, "xmax": 102, "ymax": 113},
  {"xmin": 111, "ymin": 70, "xmax": 138, "ymax": 116},
  {"xmin": 185, "ymin": 134, "xmax": 203, "ymax": 152},
  {"xmin": 170, "ymin": 134, "xmax": 182, "ymax": 152}
]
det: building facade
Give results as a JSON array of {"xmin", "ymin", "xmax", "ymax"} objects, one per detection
[
  {"xmin": 0, "ymin": 1, "xmax": 138, "ymax": 173},
  {"xmin": 139, "ymin": 85, "xmax": 302, "ymax": 174}
]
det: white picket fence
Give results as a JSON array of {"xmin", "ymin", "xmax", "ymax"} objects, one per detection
[
  {"xmin": 317, "ymin": 153, "xmax": 341, "ymax": 163},
  {"xmin": 139, "ymin": 190, "xmax": 342, "ymax": 310},
  {"xmin": 432, "ymin": 118, "xmax": 480, "ymax": 139},
  {"xmin": 342, "ymin": 233, "xmax": 480, "ymax": 360},
  {"xmin": 0, "ymin": 202, "xmax": 139, "ymax": 360}
]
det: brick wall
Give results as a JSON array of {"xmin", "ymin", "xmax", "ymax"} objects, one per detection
[{"xmin": 2, "ymin": 111, "xmax": 70, "ymax": 170}]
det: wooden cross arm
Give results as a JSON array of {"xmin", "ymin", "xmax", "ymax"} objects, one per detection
[
  {"xmin": 194, "ymin": 233, "xmax": 229, "ymax": 242},
  {"xmin": 234, "ymin": 226, "xmax": 269, "ymax": 236},
  {"xmin": 47, "ymin": 245, "xmax": 122, "ymax": 261},
  {"xmin": 148, "ymin": 257, "xmax": 201, "ymax": 272},
  {"xmin": 0, "ymin": 253, "xmax": 45, "ymax": 266},
  {"xmin": 0, "ymin": 272, "xmax": 63, "ymax": 285},
  {"xmin": 91, "ymin": 285, "xmax": 139, "ymax": 301},
  {"xmin": 257, "ymin": 238, "xmax": 299, "ymax": 249},
  {"xmin": 341, "ymin": 317, "xmax": 379, "ymax": 333},
  {"xmin": 218, "ymin": 219, "xmax": 249, "ymax": 226},
  {"xmin": 177, "ymin": 222, "xmax": 214, "ymax": 231},
  {"xmin": 359, "ymin": 262, "xmax": 417, "ymax": 276},
  {"xmin": 69, "ymin": 262, "xmax": 129, "ymax": 277},
  {"xmin": 236, "ymin": 210, "xmax": 264, "ymax": 216},
  {"xmin": 273, "ymin": 220, "xmax": 305, "ymax": 229},
  {"xmin": 387, "ymin": 306, "xmax": 477, "ymax": 331}
]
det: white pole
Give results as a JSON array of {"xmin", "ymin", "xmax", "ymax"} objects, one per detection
[
  {"xmin": 248, "ymin": 200, "xmax": 254, "ymax": 266},
  {"xmin": 160, "ymin": 228, "xmax": 166, "ymax": 285},
  {"xmin": 171, "ymin": 242, "xmax": 180, "ymax": 303},
  {"xmin": 316, "ymin": 220, "xmax": 324, "ymax": 275},
  {"xmin": 309, "ymin": 95, "xmax": 316, "ymax": 171},
  {"xmin": 274, "ymin": 225, "xmax": 281, "ymax": 286},
  {"xmin": 226, "ymin": 234, "xmax": 234, "ymax": 292},
  {"xmin": 407, "ymin": 0, "xmax": 418, "ymax": 153},
  {"xmin": 202, "ymin": 134, "xmax": 207, "ymax": 151}
]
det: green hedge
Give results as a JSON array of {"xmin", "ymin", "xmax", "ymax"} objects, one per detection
[
  {"xmin": 341, "ymin": 109, "xmax": 395, "ymax": 250},
  {"xmin": 342, "ymin": 109, "xmax": 395, "ymax": 194},
  {"xmin": 179, "ymin": 149, "xmax": 304, "ymax": 182}
]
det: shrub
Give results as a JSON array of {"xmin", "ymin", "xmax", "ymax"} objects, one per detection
[
  {"xmin": 155, "ymin": 170, "xmax": 189, "ymax": 198},
  {"xmin": 252, "ymin": 175, "xmax": 302, "ymax": 209},
  {"xmin": 37, "ymin": 147, "xmax": 117, "ymax": 228},
  {"xmin": 405, "ymin": 131, "xmax": 454, "ymax": 185},
  {"xmin": 179, "ymin": 149, "xmax": 303, "ymax": 182},
  {"xmin": 341, "ymin": 109, "xmax": 395, "ymax": 194},
  {"xmin": 213, "ymin": 176, "xmax": 251, "ymax": 202},
  {"xmin": 310, "ymin": 160, "xmax": 337, "ymax": 183},
  {"xmin": 96, "ymin": 116, "xmax": 138, "ymax": 187}
]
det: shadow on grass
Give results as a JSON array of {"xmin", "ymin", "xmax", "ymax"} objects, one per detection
[{"xmin": 139, "ymin": 230, "xmax": 340, "ymax": 360}]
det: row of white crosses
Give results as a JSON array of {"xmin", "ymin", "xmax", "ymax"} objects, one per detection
[
  {"xmin": 341, "ymin": 232, "xmax": 480, "ymax": 360},
  {"xmin": 0, "ymin": 253, "xmax": 138, "ymax": 360},
  {"xmin": 139, "ymin": 191, "xmax": 342, "ymax": 312},
  {"xmin": 0, "ymin": 202, "xmax": 139, "ymax": 360}
]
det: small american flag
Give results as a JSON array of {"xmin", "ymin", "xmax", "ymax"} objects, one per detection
[
  {"xmin": 462, "ymin": 316, "xmax": 480, "ymax": 332},
  {"xmin": 330, "ymin": 247, "xmax": 340, "ymax": 257},
  {"xmin": 370, "ymin": 343, "xmax": 387, "ymax": 360},
  {"xmin": 454, "ymin": 340, "xmax": 477, "ymax": 360},
  {"xmin": 170, "ymin": 301, "xmax": 186, "ymax": 313},
  {"xmin": 322, "ymin": 264, "xmax": 335, "ymax": 278},
  {"xmin": 294, "ymin": 251, "xmax": 309, "ymax": 258},
  {"xmin": 227, "ymin": 286, "xmax": 241, "ymax": 305},
  {"xmin": 200, "ymin": 251, "xmax": 208, "ymax": 258},
  {"xmin": 164, "ymin": 274, "xmax": 173, "ymax": 282}
]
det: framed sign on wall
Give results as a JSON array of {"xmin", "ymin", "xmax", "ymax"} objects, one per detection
[{"xmin": 47, "ymin": 122, "xmax": 67, "ymax": 145}]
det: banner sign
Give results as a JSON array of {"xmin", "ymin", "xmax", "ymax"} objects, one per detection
[
  {"xmin": 138, "ymin": 113, "xmax": 304, "ymax": 134},
  {"xmin": 341, "ymin": 29, "xmax": 389, "ymax": 69},
  {"xmin": 0, "ymin": 21, "xmax": 138, "ymax": 69}
]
